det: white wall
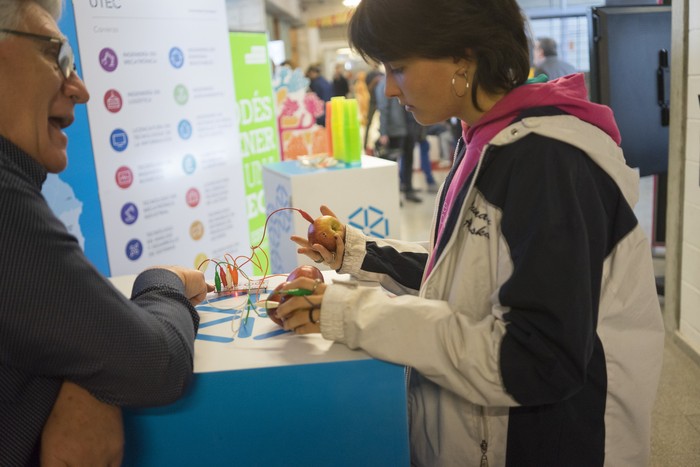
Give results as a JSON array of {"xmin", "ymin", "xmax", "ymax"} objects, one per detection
[
  {"xmin": 226, "ymin": 0, "xmax": 267, "ymax": 32},
  {"xmin": 298, "ymin": 3, "xmax": 353, "ymax": 71},
  {"xmin": 680, "ymin": 0, "xmax": 700, "ymax": 352},
  {"xmin": 266, "ymin": 0, "xmax": 301, "ymax": 20}
]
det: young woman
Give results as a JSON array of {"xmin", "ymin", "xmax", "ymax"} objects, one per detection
[{"xmin": 277, "ymin": 0, "xmax": 664, "ymax": 465}]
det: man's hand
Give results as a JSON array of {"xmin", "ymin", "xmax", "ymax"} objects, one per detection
[
  {"xmin": 41, "ymin": 382, "xmax": 123, "ymax": 467},
  {"xmin": 159, "ymin": 266, "xmax": 214, "ymax": 306}
]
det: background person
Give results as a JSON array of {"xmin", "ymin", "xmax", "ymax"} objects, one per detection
[
  {"xmin": 427, "ymin": 120, "xmax": 458, "ymax": 168},
  {"xmin": 363, "ymin": 65, "xmax": 383, "ymax": 152},
  {"xmin": 352, "ymin": 70, "xmax": 371, "ymax": 132},
  {"xmin": 409, "ymin": 113, "xmax": 438, "ymax": 193},
  {"xmin": 532, "ymin": 36, "xmax": 577, "ymax": 80},
  {"xmin": 332, "ymin": 62, "xmax": 350, "ymax": 97},
  {"xmin": 306, "ymin": 64, "xmax": 333, "ymax": 126},
  {"xmin": 277, "ymin": 0, "xmax": 664, "ymax": 465},
  {"xmin": 0, "ymin": 1, "xmax": 212, "ymax": 464},
  {"xmin": 375, "ymin": 74, "xmax": 421, "ymax": 203}
]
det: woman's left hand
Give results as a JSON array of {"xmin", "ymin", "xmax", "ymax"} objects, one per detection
[{"xmin": 275, "ymin": 277, "xmax": 327, "ymax": 334}]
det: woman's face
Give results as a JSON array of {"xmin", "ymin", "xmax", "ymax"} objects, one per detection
[{"xmin": 382, "ymin": 57, "xmax": 467, "ymax": 125}]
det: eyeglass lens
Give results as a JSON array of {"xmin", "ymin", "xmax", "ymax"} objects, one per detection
[{"xmin": 57, "ymin": 40, "xmax": 75, "ymax": 79}]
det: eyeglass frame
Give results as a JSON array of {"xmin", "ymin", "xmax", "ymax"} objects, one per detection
[{"xmin": 0, "ymin": 28, "xmax": 76, "ymax": 79}]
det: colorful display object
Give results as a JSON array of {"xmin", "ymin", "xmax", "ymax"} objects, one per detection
[
  {"xmin": 330, "ymin": 96, "xmax": 346, "ymax": 163},
  {"xmin": 273, "ymin": 66, "xmax": 329, "ymax": 159},
  {"xmin": 343, "ymin": 98, "xmax": 362, "ymax": 167},
  {"xmin": 327, "ymin": 96, "xmax": 362, "ymax": 167}
]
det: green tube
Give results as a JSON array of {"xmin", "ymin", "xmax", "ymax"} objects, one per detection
[{"xmin": 344, "ymin": 98, "xmax": 362, "ymax": 167}]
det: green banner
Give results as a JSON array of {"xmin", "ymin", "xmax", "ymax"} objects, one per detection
[{"xmin": 229, "ymin": 32, "xmax": 280, "ymax": 275}]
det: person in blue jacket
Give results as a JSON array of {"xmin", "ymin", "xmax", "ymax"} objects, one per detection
[
  {"xmin": 306, "ymin": 64, "xmax": 333, "ymax": 126},
  {"xmin": 277, "ymin": 0, "xmax": 665, "ymax": 465}
]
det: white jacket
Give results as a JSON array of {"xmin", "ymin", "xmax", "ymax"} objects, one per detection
[{"xmin": 320, "ymin": 114, "xmax": 664, "ymax": 466}]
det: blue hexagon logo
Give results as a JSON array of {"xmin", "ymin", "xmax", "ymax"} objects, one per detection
[{"xmin": 348, "ymin": 206, "xmax": 389, "ymax": 238}]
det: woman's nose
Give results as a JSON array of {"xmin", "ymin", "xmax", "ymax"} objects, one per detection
[{"xmin": 384, "ymin": 73, "xmax": 400, "ymax": 98}]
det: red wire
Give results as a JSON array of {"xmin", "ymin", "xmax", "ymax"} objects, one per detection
[{"xmin": 198, "ymin": 207, "xmax": 313, "ymax": 295}]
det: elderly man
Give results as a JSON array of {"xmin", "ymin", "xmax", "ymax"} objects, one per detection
[
  {"xmin": 533, "ymin": 36, "xmax": 577, "ymax": 80},
  {"xmin": 0, "ymin": 1, "xmax": 212, "ymax": 465}
]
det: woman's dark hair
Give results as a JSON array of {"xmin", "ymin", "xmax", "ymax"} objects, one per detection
[{"xmin": 348, "ymin": 0, "xmax": 531, "ymax": 111}]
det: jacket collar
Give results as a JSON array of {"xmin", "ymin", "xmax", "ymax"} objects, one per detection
[{"xmin": 0, "ymin": 135, "xmax": 48, "ymax": 188}]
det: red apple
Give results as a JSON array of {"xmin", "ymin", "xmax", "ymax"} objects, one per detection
[
  {"xmin": 307, "ymin": 215, "xmax": 344, "ymax": 252},
  {"xmin": 265, "ymin": 282, "xmax": 287, "ymax": 326},
  {"xmin": 287, "ymin": 264, "xmax": 325, "ymax": 283},
  {"xmin": 265, "ymin": 265, "xmax": 325, "ymax": 327}
]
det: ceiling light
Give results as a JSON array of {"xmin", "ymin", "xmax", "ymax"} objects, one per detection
[{"xmin": 343, "ymin": 0, "xmax": 361, "ymax": 7}]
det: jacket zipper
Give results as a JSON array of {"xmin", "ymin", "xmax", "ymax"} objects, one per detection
[
  {"xmin": 423, "ymin": 137, "xmax": 491, "ymax": 466},
  {"xmin": 405, "ymin": 366, "xmax": 412, "ymax": 429},
  {"xmin": 480, "ymin": 406, "xmax": 489, "ymax": 467}
]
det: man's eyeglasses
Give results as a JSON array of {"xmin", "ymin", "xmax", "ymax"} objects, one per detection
[{"xmin": 0, "ymin": 29, "xmax": 76, "ymax": 79}]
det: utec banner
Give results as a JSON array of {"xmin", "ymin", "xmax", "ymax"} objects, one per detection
[{"xmin": 49, "ymin": 0, "xmax": 279, "ymax": 278}]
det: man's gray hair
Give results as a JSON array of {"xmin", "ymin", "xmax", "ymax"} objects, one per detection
[
  {"xmin": 0, "ymin": 0, "xmax": 63, "ymax": 34},
  {"xmin": 536, "ymin": 37, "xmax": 558, "ymax": 57}
]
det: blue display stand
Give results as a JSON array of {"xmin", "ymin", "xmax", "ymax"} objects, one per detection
[
  {"xmin": 122, "ymin": 360, "xmax": 407, "ymax": 466},
  {"xmin": 109, "ymin": 275, "xmax": 409, "ymax": 466}
]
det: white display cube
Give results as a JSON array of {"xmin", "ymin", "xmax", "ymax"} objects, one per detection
[{"xmin": 262, "ymin": 155, "xmax": 401, "ymax": 273}]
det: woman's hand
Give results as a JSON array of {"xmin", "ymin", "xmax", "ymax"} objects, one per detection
[
  {"xmin": 275, "ymin": 277, "xmax": 327, "ymax": 334},
  {"xmin": 291, "ymin": 205, "xmax": 346, "ymax": 270}
]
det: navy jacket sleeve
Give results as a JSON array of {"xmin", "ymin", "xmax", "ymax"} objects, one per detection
[{"xmin": 1, "ymin": 164, "xmax": 199, "ymax": 408}]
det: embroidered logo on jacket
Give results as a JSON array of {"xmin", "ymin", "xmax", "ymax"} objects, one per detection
[{"xmin": 464, "ymin": 205, "xmax": 490, "ymax": 238}]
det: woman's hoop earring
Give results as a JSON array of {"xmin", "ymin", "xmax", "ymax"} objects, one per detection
[{"xmin": 451, "ymin": 71, "xmax": 470, "ymax": 98}]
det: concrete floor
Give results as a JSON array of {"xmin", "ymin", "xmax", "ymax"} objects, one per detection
[{"xmin": 399, "ymin": 166, "xmax": 700, "ymax": 466}]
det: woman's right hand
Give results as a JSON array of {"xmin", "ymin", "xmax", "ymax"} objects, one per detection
[{"xmin": 291, "ymin": 205, "xmax": 346, "ymax": 270}]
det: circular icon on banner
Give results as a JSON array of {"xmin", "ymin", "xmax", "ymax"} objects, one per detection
[
  {"xmin": 110, "ymin": 128, "xmax": 129, "ymax": 152},
  {"xmin": 104, "ymin": 89, "xmax": 123, "ymax": 113},
  {"xmin": 173, "ymin": 84, "xmax": 189, "ymax": 105},
  {"xmin": 120, "ymin": 202, "xmax": 139, "ymax": 225},
  {"xmin": 177, "ymin": 120, "xmax": 192, "ymax": 140},
  {"xmin": 185, "ymin": 188, "xmax": 200, "ymax": 208},
  {"xmin": 99, "ymin": 47, "xmax": 118, "ymax": 72},
  {"xmin": 169, "ymin": 47, "xmax": 184, "ymax": 68},
  {"xmin": 115, "ymin": 166, "xmax": 133, "ymax": 189},
  {"xmin": 125, "ymin": 239, "xmax": 143, "ymax": 261},
  {"xmin": 182, "ymin": 154, "xmax": 196, "ymax": 175},
  {"xmin": 189, "ymin": 221, "xmax": 204, "ymax": 241}
]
